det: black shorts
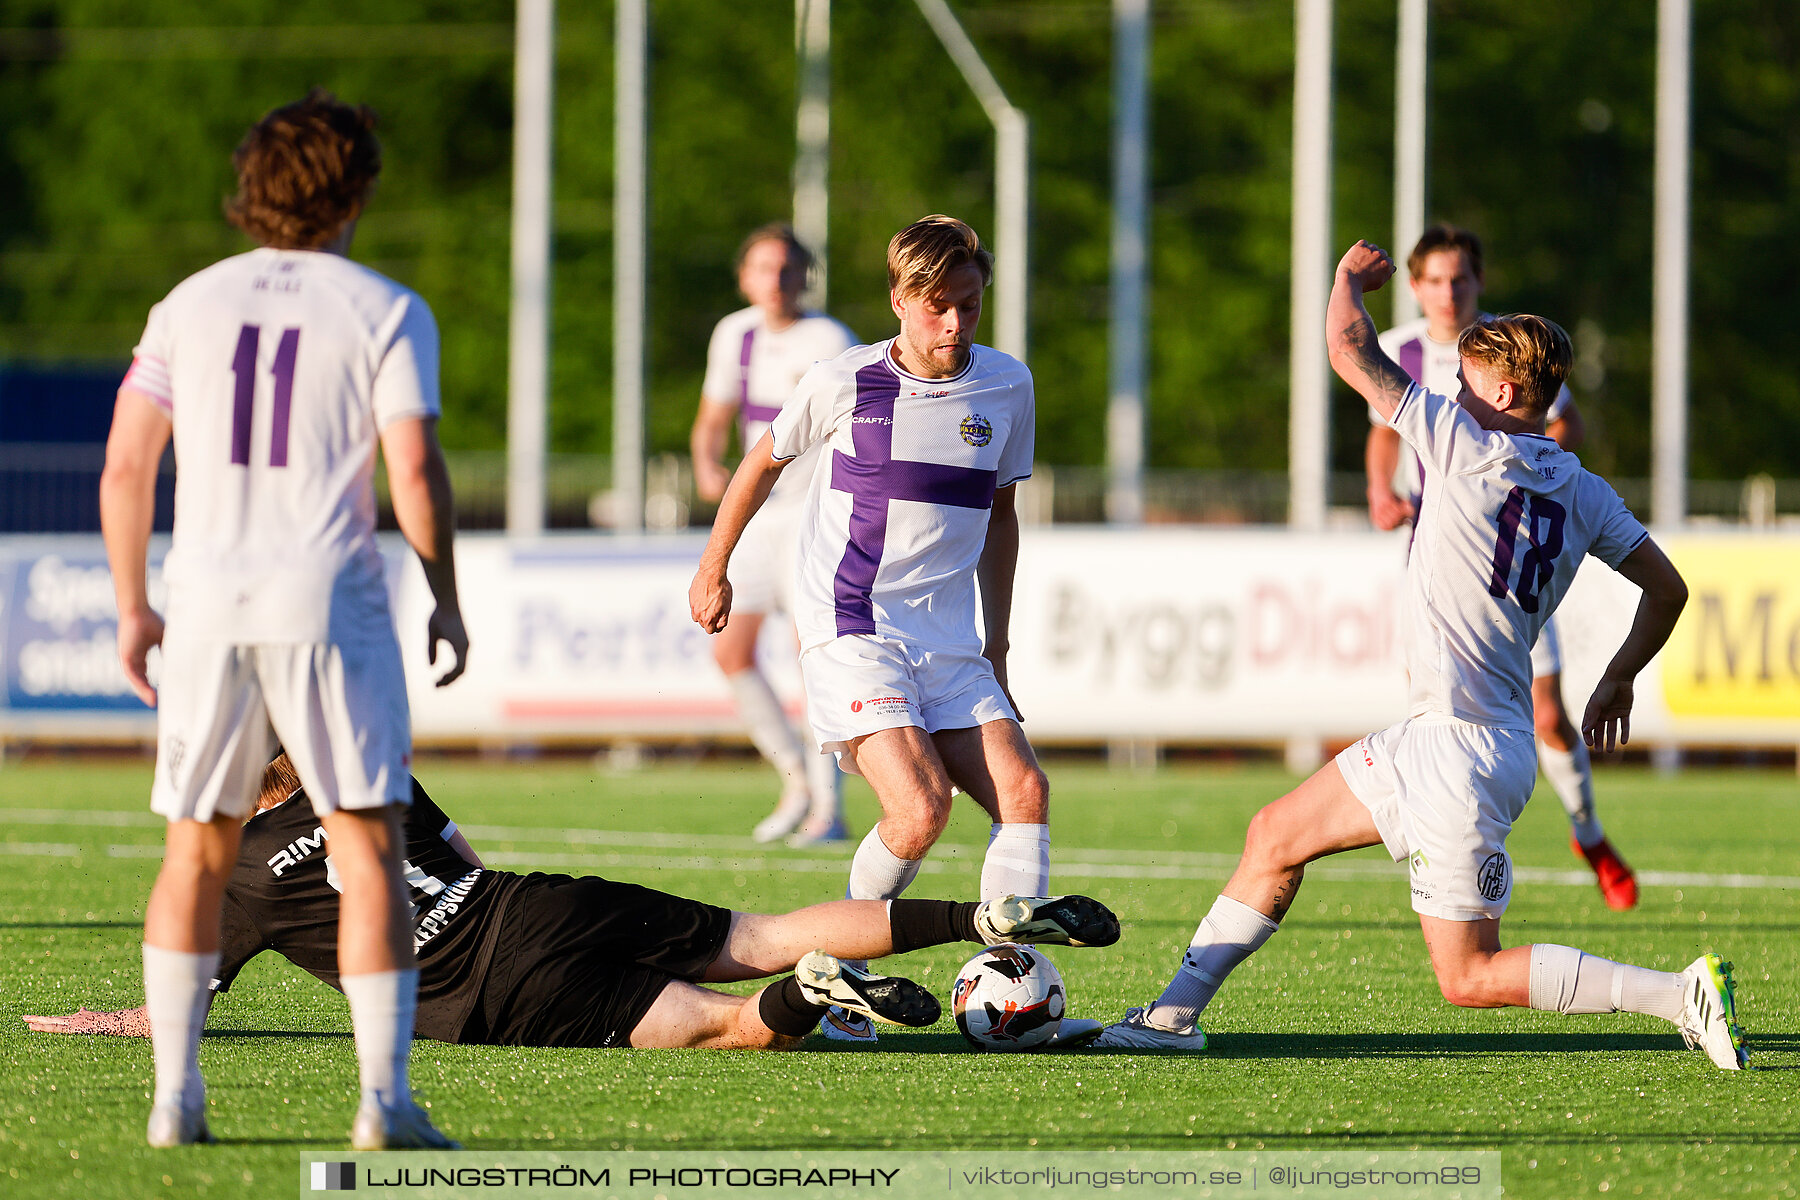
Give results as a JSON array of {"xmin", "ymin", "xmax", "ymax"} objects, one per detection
[{"xmin": 468, "ymin": 873, "xmax": 733, "ymax": 1048}]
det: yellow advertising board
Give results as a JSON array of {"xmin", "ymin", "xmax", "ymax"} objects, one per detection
[{"xmin": 1660, "ymin": 538, "xmax": 1800, "ymax": 719}]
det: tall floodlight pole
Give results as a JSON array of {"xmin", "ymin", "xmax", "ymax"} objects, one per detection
[
  {"xmin": 507, "ymin": 0, "xmax": 554, "ymax": 535},
  {"xmin": 1391, "ymin": 0, "xmax": 1426, "ymax": 326},
  {"xmin": 1652, "ymin": 0, "xmax": 1691, "ymax": 529},
  {"xmin": 613, "ymin": 0, "xmax": 647, "ymax": 532},
  {"xmin": 912, "ymin": 0, "xmax": 1030, "ymax": 364},
  {"xmin": 1289, "ymin": 0, "xmax": 1334, "ymax": 533},
  {"xmin": 795, "ymin": 0, "xmax": 831, "ymax": 307},
  {"xmin": 1107, "ymin": 0, "xmax": 1149, "ymax": 525}
]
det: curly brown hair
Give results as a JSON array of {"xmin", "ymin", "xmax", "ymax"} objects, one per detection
[{"xmin": 225, "ymin": 89, "xmax": 382, "ymax": 250}]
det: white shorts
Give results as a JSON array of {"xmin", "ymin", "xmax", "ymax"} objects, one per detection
[
  {"xmin": 1530, "ymin": 615, "xmax": 1562, "ymax": 678},
  {"xmin": 799, "ymin": 634, "xmax": 1018, "ymax": 771},
  {"xmin": 1335, "ymin": 717, "xmax": 1537, "ymax": 921},
  {"xmin": 150, "ymin": 633, "xmax": 412, "ymax": 823},
  {"xmin": 727, "ymin": 503, "xmax": 800, "ymax": 616}
]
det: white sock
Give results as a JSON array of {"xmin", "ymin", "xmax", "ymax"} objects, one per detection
[
  {"xmin": 726, "ymin": 670, "xmax": 807, "ymax": 794},
  {"xmin": 1540, "ymin": 741, "xmax": 1604, "ymax": 847},
  {"xmin": 341, "ymin": 969, "xmax": 418, "ymax": 1109},
  {"xmin": 845, "ymin": 826, "xmax": 922, "ymax": 901},
  {"xmin": 1527, "ymin": 944, "xmax": 1685, "ymax": 1021},
  {"xmin": 803, "ymin": 728, "xmax": 842, "ymax": 826},
  {"xmin": 980, "ymin": 823, "xmax": 1050, "ymax": 899},
  {"xmin": 143, "ymin": 944, "xmax": 218, "ymax": 1110},
  {"xmin": 1146, "ymin": 895, "xmax": 1280, "ymax": 1029}
]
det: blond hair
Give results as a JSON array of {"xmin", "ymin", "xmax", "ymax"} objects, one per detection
[
  {"xmin": 1457, "ymin": 314, "xmax": 1572, "ymax": 417},
  {"xmin": 886, "ymin": 215, "xmax": 992, "ymax": 300}
]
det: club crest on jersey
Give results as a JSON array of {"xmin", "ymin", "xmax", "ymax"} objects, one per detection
[{"xmin": 960, "ymin": 414, "xmax": 993, "ymax": 447}]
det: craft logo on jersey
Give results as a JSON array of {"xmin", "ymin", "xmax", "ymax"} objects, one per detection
[
  {"xmin": 960, "ymin": 414, "xmax": 993, "ymax": 447},
  {"xmin": 1478, "ymin": 852, "xmax": 1509, "ymax": 901}
]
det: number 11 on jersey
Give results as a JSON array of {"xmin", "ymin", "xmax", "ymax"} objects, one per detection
[{"xmin": 230, "ymin": 323, "xmax": 301, "ymax": 467}]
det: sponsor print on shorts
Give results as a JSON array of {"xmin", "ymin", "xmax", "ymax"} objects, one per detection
[
  {"xmin": 1478, "ymin": 852, "xmax": 1510, "ymax": 902},
  {"xmin": 850, "ymin": 694, "xmax": 914, "ymax": 716}
]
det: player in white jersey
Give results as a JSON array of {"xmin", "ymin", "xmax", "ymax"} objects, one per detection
[
  {"xmin": 99, "ymin": 92, "xmax": 467, "ymax": 1148},
  {"xmin": 1366, "ymin": 224, "xmax": 1636, "ymax": 911},
  {"xmin": 691, "ymin": 216, "xmax": 1096, "ymax": 1047},
  {"xmin": 1097, "ymin": 241, "xmax": 1747, "ymax": 1072},
  {"xmin": 689, "ymin": 225, "xmax": 855, "ymax": 845}
]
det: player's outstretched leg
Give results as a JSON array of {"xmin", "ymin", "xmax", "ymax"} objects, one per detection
[
  {"xmin": 1438, "ymin": 929, "xmax": 1748, "ymax": 1072},
  {"xmin": 1097, "ymin": 761, "xmax": 1380, "ymax": 1051},
  {"xmin": 795, "ymin": 951, "xmax": 941, "ymax": 1028},
  {"xmin": 974, "ymin": 895, "xmax": 1121, "ymax": 948}
]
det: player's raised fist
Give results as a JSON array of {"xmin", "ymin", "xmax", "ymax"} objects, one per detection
[{"xmin": 1337, "ymin": 240, "xmax": 1395, "ymax": 292}]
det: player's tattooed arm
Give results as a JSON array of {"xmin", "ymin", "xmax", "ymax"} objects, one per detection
[{"xmin": 1326, "ymin": 240, "xmax": 1410, "ymax": 423}]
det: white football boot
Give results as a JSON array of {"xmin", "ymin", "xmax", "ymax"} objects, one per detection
[
  {"xmin": 146, "ymin": 1097, "xmax": 213, "ymax": 1148},
  {"xmin": 974, "ymin": 895, "xmax": 1121, "ymax": 948},
  {"xmin": 1676, "ymin": 953, "xmax": 1748, "ymax": 1071},
  {"xmin": 1092, "ymin": 1006, "xmax": 1209, "ymax": 1051},
  {"xmin": 751, "ymin": 782, "xmax": 812, "ymax": 844},
  {"xmin": 351, "ymin": 1099, "xmax": 460, "ymax": 1150},
  {"xmin": 796, "ymin": 950, "xmax": 939, "ymax": 1028}
]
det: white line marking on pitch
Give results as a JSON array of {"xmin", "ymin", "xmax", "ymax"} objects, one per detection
[{"xmin": 3, "ymin": 810, "xmax": 1798, "ymax": 892}]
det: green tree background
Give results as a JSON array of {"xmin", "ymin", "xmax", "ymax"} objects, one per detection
[{"xmin": 0, "ymin": 0, "xmax": 1793, "ymax": 483}]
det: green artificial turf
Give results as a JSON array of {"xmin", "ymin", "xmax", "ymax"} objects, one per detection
[{"xmin": 2, "ymin": 756, "xmax": 1795, "ymax": 1198}]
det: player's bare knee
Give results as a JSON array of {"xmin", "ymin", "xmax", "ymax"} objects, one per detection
[
  {"xmin": 1431, "ymin": 959, "xmax": 1500, "ymax": 1008},
  {"xmin": 1240, "ymin": 805, "xmax": 1295, "ymax": 869},
  {"xmin": 882, "ymin": 801, "xmax": 950, "ymax": 858}
]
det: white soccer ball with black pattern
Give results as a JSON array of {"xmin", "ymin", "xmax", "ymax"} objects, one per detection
[{"xmin": 952, "ymin": 942, "xmax": 1066, "ymax": 1050}]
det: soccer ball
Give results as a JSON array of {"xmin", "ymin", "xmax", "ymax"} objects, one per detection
[{"xmin": 952, "ymin": 942, "xmax": 1065, "ymax": 1051}]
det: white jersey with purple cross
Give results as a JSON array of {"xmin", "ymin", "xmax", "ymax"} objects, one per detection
[
  {"xmin": 1391, "ymin": 382, "xmax": 1646, "ymax": 732},
  {"xmin": 122, "ymin": 247, "xmax": 439, "ymax": 645},
  {"xmin": 770, "ymin": 339, "xmax": 1035, "ymax": 656},
  {"xmin": 1373, "ymin": 315, "xmax": 1571, "ymax": 505},
  {"xmin": 701, "ymin": 306, "xmax": 855, "ymax": 510}
]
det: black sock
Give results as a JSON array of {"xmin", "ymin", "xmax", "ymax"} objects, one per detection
[
  {"xmin": 889, "ymin": 899, "xmax": 982, "ymax": 954},
  {"xmin": 758, "ymin": 976, "xmax": 826, "ymax": 1037}
]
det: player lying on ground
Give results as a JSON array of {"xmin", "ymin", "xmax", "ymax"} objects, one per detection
[
  {"xmin": 25, "ymin": 755, "xmax": 1119, "ymax": 1052},
  {"xmin": 1094, "ymin": 240, "xmax": 1747, "ymax": 1071}
]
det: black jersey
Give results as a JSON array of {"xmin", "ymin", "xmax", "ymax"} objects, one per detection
[
  {"xmin": 215, "ymin": 781, "xmax": 519, "ymax": 1042},
  {"xmin": 213, "ymin": 780, "xmax": 732, "ymax": 1047}
]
